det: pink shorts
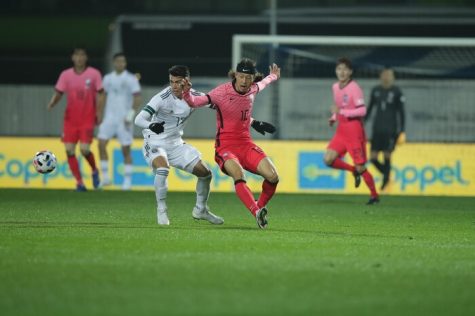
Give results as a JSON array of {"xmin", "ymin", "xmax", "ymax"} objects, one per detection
[
  {"xmin": 215, "ymin": 142, "xmax": 267, "ymax": 174},
  {"xmin": 62, "ymin": 124, "xmax": 94, "ymax": 144},
  {"xmin": 328, "ymin": 134, "xmax": 367, "ymax": 165}
]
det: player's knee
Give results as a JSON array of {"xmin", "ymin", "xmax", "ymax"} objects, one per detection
[
  {"xmin": 267, "ymin": 173, "xmax": 279, "ymax": 184},
  {"xmin": 80, "ymin": 149, "xmax": 90, "ymax": 156},
  {"xmin": 65, "ymin": 150, "xmax": 75, "ymax": 157},
  {"xmin": 355, "ymin": 165, "xmax": 366, "ymax": 174}
]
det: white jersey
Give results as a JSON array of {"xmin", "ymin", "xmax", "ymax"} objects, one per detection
[
  {"xmin": 142, "ymin": 87, "xmax": 205, "ymax": 145},
  {"xmin": 103, "ymin": 70, "xmax": 141, "ymax": 121}
]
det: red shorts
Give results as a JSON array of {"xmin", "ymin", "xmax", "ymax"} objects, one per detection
[
  {"xmin": 62, "ymin": 124, "xmax": 94, "ymax": 144},
  {"xmin": 215, "ymin": 142, "xmax": 267, "ymax": 174},
  {"xmin": 328, "ymin": 133, "xmax": 367, "ymax": 165}
]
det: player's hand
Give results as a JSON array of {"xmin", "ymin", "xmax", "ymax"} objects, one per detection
[
  {"xmin": 180, "ymin": 78, "xmax": 192, "ymax": 93},
  {"xmin": 251, "ymin": 120, "xmax": 276, "ymax": 135},
  {"xmin": 47, "ymin": 103, "xmax": 54, "ymax": 111},
  {"xmin": 269, "ymin": 63, "xmax": 281, "ymax": 79},
  {"xmin": 397, "ymin": 132, "xmax": 406, "ymax": 145},
  {"xmin": 149, "ymin": 121, "xmax": 165, "ymax": 134}
]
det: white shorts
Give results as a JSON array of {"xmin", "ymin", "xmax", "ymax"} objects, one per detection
[
  {"xmin": 97, "ymin": 119, "xmax": 134, "ymax": 146},
  {"xmin": 142, "ymin": 141, "xmax": 202, "ymax": 173}
]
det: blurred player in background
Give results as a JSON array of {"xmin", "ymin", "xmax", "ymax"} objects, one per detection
[
  {"xmin": 47, "ymin": 47, "xmax": 105, "ymax": 192},
  {"xmin": 98, "ymin": 53, "xmax": 141, "ymax": 190},
  {"xmin": 365, "ymin": 68, "xmax": 406, "ymax": 191},
  {"xmin": 181, "ymin": 58, "xmax": 280, "ymax": 229},
  {"xmin": 134, "ymin": 65, "xmax": 224, "ymax": 226},
  {"xmin": 324, "ymin": 57, "xmax": 379, "ymax": 205}
]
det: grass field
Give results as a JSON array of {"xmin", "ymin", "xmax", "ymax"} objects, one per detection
[{"xmin": 1, "ymin": 189, "xmax": 474, "ymax": 316}]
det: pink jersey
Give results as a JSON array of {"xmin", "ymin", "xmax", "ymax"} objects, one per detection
[
  {"xmin": 332, "ymin": 79, "xmax": 366, "ymax": 138},
  {"xmin": 332, "ymin": 80, "xmax": 366, "ymax": 122},
  {"xmin": 183, "ymin": 74, "xmax": 278, "ymax": 146},
  {"xmin": 55, "ymin": 67, "xmax": 103, "ymax": 127}
]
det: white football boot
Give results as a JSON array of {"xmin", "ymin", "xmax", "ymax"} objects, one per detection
[
  {"xmin": 122, "ymin": 177, "xmax": 132, "ymax": 191},
  {"xmin": 192, "ymin": 206, "xmax": 224, "ymax": 225},
  {"xmin": 157, "ymin": 208, "xmax": 170, "ymax": 226},
  {"xmin": 99, "ymin": 178, "xmax": 111, "ymax": 188}
]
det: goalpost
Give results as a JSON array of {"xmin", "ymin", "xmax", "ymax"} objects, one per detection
[{"xmin": 232, "ymin": 35, "xmax": 475, "ymax": 142}]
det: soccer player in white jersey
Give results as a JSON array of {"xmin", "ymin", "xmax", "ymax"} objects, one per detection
[
  {"xmin": 134, "ymin": 65, "xmax": 224, "ymax": 226},
  {"xmin": 97, "ymin": 53, "xmax": 142, "ymax": 190}
]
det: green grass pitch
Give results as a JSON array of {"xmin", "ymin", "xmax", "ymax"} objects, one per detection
[{"xmin": 1, "ymin": 189, "xmax": 474, "ymax": 316}]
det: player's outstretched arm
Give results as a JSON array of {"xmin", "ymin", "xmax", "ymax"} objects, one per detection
[
  {"xmin": 181, "ymin": 78, "xmax": 211, "ymax": 108},
  {"xmin": 257, "ymin": 63, "xmax": 280, "ymax": 91}
]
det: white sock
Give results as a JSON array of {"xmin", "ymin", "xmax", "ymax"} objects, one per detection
[
  {"xmin": 123, "ymin": 164, "xmax": 133, "ymax": 186},
  {"xmin": 154, "ymin": 167, "xmax": 169, "ymax": 211},
  {"xmin": 100, "ymin": 160, "xmax": 109, "ymax": 182},
  {"xmin": 196, "ymin": 174, "xmax": 211, "ymax": 209}
]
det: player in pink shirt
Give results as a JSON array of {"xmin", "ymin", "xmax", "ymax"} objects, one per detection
[
  {"xmin": 324, "ymin": 58, "xmax": 379, "ymax": 204},
  {"xmin": 47, "ymin": 47, "xmax": 105, "ymax": 191},
  {"xmin": 182, "ymin": 58, "xmax": 280, "ymax": 229}
]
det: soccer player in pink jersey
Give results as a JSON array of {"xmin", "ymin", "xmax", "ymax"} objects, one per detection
[
  {"xmin": 324, "ymin": 57, "xmax": 379, "ymax": 205},
  {"xmin": 47, "ymin": 47, "xmax": 105, "ymax": 192},
  {"xmin": 181, "ymin": 58, "xmax": 280, "ymax": 229}
]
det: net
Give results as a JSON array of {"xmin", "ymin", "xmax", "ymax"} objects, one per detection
[{"xmin": 233, "ymin": 35, "xmax": 475, "ymax": 142}]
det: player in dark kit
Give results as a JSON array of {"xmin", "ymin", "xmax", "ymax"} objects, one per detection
[{"xmin": 365, "ymin": 68, "xmax": 406, "ymax": 191}]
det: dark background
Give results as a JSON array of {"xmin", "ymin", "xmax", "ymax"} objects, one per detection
[{"xmin": 1, "ymin": 0, "xmax": 474, "ymax": 84}]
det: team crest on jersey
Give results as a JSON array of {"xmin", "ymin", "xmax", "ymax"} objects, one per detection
[
  {"xmin": 343, "ymin": 94, "xmax": 349, "ymax": 106},
  {"xmin": 85, "ymin": 78, "xmax": 91, "ymax": 89}
]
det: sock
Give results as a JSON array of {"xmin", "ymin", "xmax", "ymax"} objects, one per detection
[
  {"xmin": 83, "ymin": 151, "xmax": 97, "ymax": 172},
  {"xmin": 361, "ymin": 169, "xmax": 378, "ymax": 198},
  {"xmin": 154, "ymin": 168, "xmax": 169, "ymax": 210},
  {"xmin": 257, "ymin": 180, "xmax": 278, "ymax": 208},
  {"xmin": 196, "ymin": 174, "xmax": 211, "ymax": 209},
  {"xmin": 67, "ymin": 154, "xmax": 83, "ymax": 185},
  {"xmin": 383, "ymin": 157, "xmax": 391, "ymax": 179},
  {"xmin": 234, "ymin": 180, "xmax": 259, "ymax": 216},
  {"xmin": 100, "ymin": 160, "xmax": 109, "ymax": 182},
  {"xmin": 124, "ymin": 164, "xmax": 133, "ymax": 179},
  {"xmin": 370, "ymin": 158, "xmax": 385, "ymax": 174},
  {"xmin": 331, "ymin": 158, "xmax": 355, "ymax": 172}
]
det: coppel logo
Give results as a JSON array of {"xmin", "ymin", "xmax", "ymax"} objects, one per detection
[
  {"xmin": 390, "ymin": 160, "xmax": 469, "ymax": 192},
  {"xmin": 112, "ymin": 148, "xmax": 261, "ymax": 188},
  {"xmin": 298, "ymin": 152, "xmax": 345, "ymax": 189},
  {"xmin": 0, "ymin": 153, "xmax": 89, "ymax": 184}
]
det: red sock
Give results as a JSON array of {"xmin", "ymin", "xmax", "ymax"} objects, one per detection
[
  {"xmin": 67, "ymin": 155, "xmax": 83, "ymax": 185},
  {"xmin": 234, "ymin": 180, "xmax": 259, "ymax": 216},
  {"xmin": 84, "ymin": 152, "xmax": 97, "ymax": 171},
  {"xmin": 361, "ymin": 170, "xmax": 378, "ymax": 198},
  {"xmin": 257, "ymin": 180, "xmax": 278, "ymax": 208},
  {"xmin": 331, "ymin": 158, "xmax": 355, "ymax": 172}
]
